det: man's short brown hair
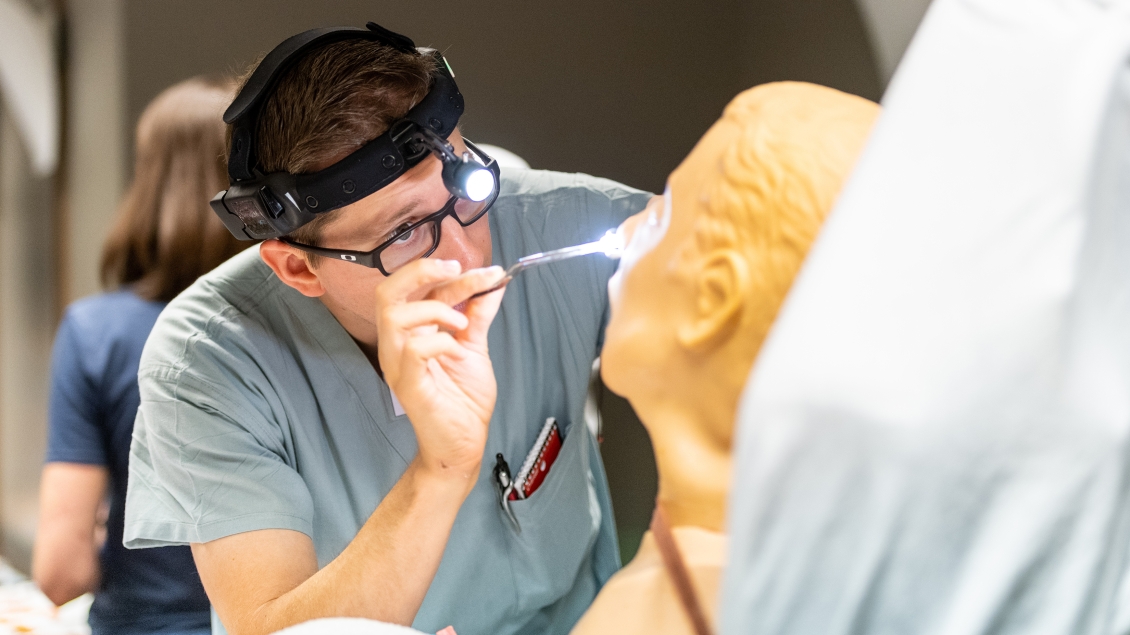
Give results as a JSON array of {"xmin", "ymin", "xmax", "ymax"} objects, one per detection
[{"xmin": 236, "ymin": 39, "xmax": 438, "ymax": 249}]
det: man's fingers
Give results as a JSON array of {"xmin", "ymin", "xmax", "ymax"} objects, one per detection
[
  {"xmin": 376, "ymin": 259, "xmax": 464, "ymax": 306},
  {"xmin": 403, "ymin": 332, "xmax": 467, "ymax": 364},
  {"xmin": 428, "ymin": 266, "xmax": 507, "ymax": 307},
  {"xmin": 461, "ymin": 283, "xmax": 506, "ymax": 343},
  {"xmin": 381, "ymin": 301, "xmax": 470, "ymax": 334},
  {"xmin": 389, "ymin": 330, "xmax": 467, "ymax": 390}
]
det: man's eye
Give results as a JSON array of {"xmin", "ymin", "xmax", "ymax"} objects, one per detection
[{"xmin": 390, "ymin": 224, "xmax": 416, "ymax": 244}]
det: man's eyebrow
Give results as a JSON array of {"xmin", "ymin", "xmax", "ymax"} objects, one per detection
[{"xmin": 376, "ymin": 200, "xmax": 426, "ymax": 237}]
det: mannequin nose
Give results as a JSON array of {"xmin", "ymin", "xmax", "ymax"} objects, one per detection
[{"xmin": 433, "ymin": 214, "xmax": 483, "ymax": 272}]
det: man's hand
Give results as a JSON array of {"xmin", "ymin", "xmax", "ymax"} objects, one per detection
[
  {"xmin": 375, "ymin": 259, "xmax": 506, "ymax": 492},
  {"xmin": 194, "ymin": 260, "xmax": 508, "ymax": 635}
]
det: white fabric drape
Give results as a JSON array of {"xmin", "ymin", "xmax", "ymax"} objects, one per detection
[{"xmin": 723, "ymin": 1, "xmax": 1130, "ymax": 633}]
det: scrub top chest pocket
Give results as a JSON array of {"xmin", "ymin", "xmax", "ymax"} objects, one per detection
[{"xmin": 502, "ymin": 420, "xmax": 602, "ymax": 614}]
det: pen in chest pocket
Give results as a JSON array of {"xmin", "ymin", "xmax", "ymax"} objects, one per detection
[{"xmin": 492, "ymin": 453, "xmax": 520, "ymax": 533}]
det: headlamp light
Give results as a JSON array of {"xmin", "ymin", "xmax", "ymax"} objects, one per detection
[{"xmin": 441, "ymin": 150, "xmax": 497, "ymax": 202}]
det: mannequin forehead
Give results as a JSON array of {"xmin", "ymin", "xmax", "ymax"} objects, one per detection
[
  {"xmin": 669, "ymin": 116, "xmax": 741, "ymax": 213},
  {"xmin": 617, "ymin": 188, "xmax": 672, "ymax": 275},
  {"xmin": 613, "ymin": 118, "xmax": 738, "ymax": 283}
]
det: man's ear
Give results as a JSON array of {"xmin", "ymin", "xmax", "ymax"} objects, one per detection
[
  {"xmin": 259, "ymin": 240, "xmax": 326, "ymax": 298},
  {"xmin": 676, "ymin": 249, "xmax": 750, "ymax": 354}
]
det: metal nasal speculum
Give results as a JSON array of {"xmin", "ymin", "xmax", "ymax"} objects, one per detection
[{"xmin": 471, "ymin": 229, "xmax": 625, "ymax": 299}]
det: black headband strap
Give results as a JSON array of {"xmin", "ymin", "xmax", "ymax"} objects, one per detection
[
  {"xmin": 292, "ymin": 55, "xmax": 464, "ymax": 211},
  {"xmin": 211, "ymin": 21, "xmax": 471, "ymax": 241},
  {"xmin": 226, "ymin": 22, "xmax": 421, "ymax": 182}
]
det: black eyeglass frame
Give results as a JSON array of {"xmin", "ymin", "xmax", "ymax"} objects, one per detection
[{"xmin": 279, "ymin": 139, "xmax": 500, "ymax": 275}]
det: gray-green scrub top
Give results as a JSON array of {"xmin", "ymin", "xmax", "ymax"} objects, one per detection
[{"xmin": 123, "ymin": 169, "xmax": 651, "ymax": 635}]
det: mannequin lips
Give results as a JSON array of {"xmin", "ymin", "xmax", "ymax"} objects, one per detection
[{"xmin": 609, "ymin": 187, "xmax": 673, "ymax": 300}]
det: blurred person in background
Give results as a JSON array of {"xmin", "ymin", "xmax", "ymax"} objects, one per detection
[{"xmin": 31, "ymin": 77, "xmax": 246, "ymax": 635}]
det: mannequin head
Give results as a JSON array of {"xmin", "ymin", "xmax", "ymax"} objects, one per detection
[{"xmin": 602, "ymin": 82, "xmax": 879, "ymax": 531}]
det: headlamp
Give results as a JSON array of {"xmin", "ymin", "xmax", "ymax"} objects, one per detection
[
  {"xmin": 450, "ymin": 160, "xmax": 495, "ymax": 202},
  {"xmin": 406, "ymin": 127, "xmax": 498, "ymax": 203},
  {"xmin": 209, "ymin": 22, "xmax": 496, "ymax": 241}
]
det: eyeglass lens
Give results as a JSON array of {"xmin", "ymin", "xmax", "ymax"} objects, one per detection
[
  {"xmin": 379, "ymin": 196, "xmax": 492, "ymax": 273},
  {"xmin": 454, "ymin": 197, "xmax": 489, "ymax": 224},
  {"xmin": 380, "ymin": 222, "xmax": 441, "ymax": 272}
]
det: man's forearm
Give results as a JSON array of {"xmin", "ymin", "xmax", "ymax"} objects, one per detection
[{"xmin": 201, "ymin": 458, "xmax": 473, "ymax": 635}]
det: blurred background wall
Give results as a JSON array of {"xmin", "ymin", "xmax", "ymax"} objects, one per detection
[{"xmin": 0, "ymin": 0, "xmax": 931, "ymax": 572}]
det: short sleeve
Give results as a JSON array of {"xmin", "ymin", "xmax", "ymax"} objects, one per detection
[
  {"xmin": 45, "ymin": 312, "xmax": 107, "ymax": 466},
  {"xmin": 124, "ymin": 334, "xmax": 314, "ymax": 549}
]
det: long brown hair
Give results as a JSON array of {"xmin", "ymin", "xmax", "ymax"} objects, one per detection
[{"xmin": 100, "ymin": 77, "xmax": 246, "ymax": 302}]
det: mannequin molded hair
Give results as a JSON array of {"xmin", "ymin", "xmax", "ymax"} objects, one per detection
[{"xmin": 691, "ymin": 81, "xmax": 880, "ymax": 362}]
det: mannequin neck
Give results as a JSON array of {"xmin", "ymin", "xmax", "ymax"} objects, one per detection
[{"xmin": 633, "ymin": 375, "xmax": 740, "ymax": 534}]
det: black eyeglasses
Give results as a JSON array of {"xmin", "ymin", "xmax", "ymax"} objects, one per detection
[{"xmin": 280, "ymin": 140, "xmax": 500, "ymax": 275}]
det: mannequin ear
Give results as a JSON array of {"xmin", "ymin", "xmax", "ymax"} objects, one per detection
[
  {"xmin": 259, "ymin": 239, "xmax": 326, "ymax": 298},
  {"xmin": 676, "ymin": 249, "xmax": 750, "ymax": 354}
]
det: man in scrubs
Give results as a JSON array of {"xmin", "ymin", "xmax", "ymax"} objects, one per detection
[{"xmin": 124, "ymin": 24, "xmax": 651, "ymax": 635}]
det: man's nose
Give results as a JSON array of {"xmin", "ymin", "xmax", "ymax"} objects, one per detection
[{"xmin": 433, "ymin": 214, "xmax": 483, "ymax": 271}]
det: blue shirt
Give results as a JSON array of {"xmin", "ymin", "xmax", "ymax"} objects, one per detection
[
  {"xmin": 47, "ymin": 290, "xmax": 211, "ymax": 635},
  {"xmin": 124, "ymin": 169, "xmax": 652, "ymax": 635}
]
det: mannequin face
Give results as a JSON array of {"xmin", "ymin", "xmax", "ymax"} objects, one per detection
[
  {"xmin": 601, "ymin": 119, "xmax": 750, "ymax": 531},
  {"xmin": 602, "ymin": 189, "xmax": 683, "ymax": 401},
  {"xmin": 603, "ymin": 116, "xmax": 746, "ymax": 427},
  {"xmin": 600, "ymin": 81, "xmax": 880, "ymax": 533}
]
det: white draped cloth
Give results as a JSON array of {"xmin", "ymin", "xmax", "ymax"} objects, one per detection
[
  {"xmin": 271, "ymin": 618, "xmax": 426, "ymax": 635},
  {"xmin": 722, "ymin": 0, "xmax": 1130, "ymax": 633}
]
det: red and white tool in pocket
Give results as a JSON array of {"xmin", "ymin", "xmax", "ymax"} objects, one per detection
[
  {"xmin": 508, "ymin": 417, "xmax": 563, "ymax": 501},
  {"xmin": 492, "ymin": 417, "xmax": 565, "ymax": 533}
]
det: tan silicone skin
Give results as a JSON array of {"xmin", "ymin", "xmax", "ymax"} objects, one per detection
[{"xmin": 601, "ymin": 82, "xmax": 881, "ymax": 534}]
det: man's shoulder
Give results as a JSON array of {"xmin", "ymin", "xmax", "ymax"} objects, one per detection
[
  {"xmin": 139, "ymin": 246, "xmax": 278, "ymax": 375},
  {"xmin": 499, "ymin": 168, "xmax": 648, "ymax": 202},
  {"xmin": 493, "ymin": 168, "xmax": 652, "ymax": 254}
]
